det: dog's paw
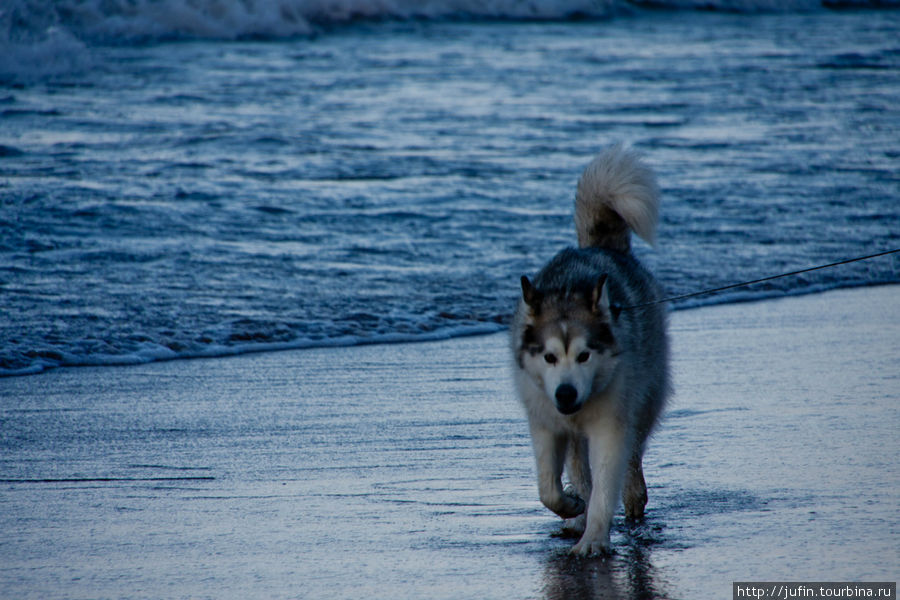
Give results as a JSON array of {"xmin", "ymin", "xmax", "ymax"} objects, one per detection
[
  {"xmin": 570, "ymin": 535, "xmax": 612, "ymax": 558},
  {"xmin": 561, "ymin": 514, "xmax": 586, "ymax": 537},
  {"xmin": 556, "ymin": 493, "xmax": 586, "ymax": 519}
]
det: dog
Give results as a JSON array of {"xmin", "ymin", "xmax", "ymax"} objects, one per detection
[{"xmin": 510, "ymin": 145, "xmax": 669, "ymax": 557}]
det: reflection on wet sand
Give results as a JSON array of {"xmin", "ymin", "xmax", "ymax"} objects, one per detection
[{"xmin": 541, "ymin": 523, "xmax": 669, "ymax": 600}]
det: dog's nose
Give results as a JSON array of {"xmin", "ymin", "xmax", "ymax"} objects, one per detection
[{"xmin": 555, "ymin": 384, "xmax": 579, "ymax": 414}]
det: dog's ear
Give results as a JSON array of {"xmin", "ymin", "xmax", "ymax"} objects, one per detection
[
  {"xmin": 591, "ymin": 275, "xmax": 615, "ymax": 320},
  {"xmin": 521, "ymin": 276, "xmax": 542, "ymax": 313}
]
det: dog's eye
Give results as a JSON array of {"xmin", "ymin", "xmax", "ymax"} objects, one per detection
[
  {"xmin": 544, "ymin": 353, "xmax": 558, "ymax": 365},
  {"xmin": 576, "ymin": 351, "xmax": 591, "ymax": 364}
]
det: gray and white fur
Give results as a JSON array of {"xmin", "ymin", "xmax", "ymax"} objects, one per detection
[{"xmin": 510, "ymin": 144, "xmax": 669, "ymax": 556}]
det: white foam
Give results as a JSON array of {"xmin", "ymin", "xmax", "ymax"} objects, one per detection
[
  {"xmin": 0, "ymin": 0, "xmax": 613, "ymax": 80},
  {"xmin": 3, "ymin": 0, "xmax": 850, "ymax": 49},
  {"xmin": 0, "ymin": 0, "xmax": 871, "ymax": 81},
  {"xmin": 0, "ymin": 322, "xmax": 508, "ymax": 377},
  {"xmin": 0, "ymin": 0, "xmax": 872, "ymax": 81},
  {"xmin": 630, "ymin": 0, "xmax": 823, "ymax": 9},
  {"xmin": 0, "ymin": 27, "xmax": 92, "ymax": 83},
  {"xmin": 3, "ymin": 0, "xmax": 609, "ymax": 45}
]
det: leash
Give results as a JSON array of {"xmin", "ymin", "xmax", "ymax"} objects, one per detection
[{"xmin": 614, "ymin": 247, "xmax": 900, "ymax": 312}]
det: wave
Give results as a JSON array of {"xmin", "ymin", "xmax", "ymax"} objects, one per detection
[
  {"xmin": 2, "ymin": 0, "xmax": 896, "ymax": 81},
  {"xmin": 3, "ymin": 0, "xmax": 897, "ymax": 44},
  {"xmin": 2, "ymin": 1, "xmax": 896, "ymax": 83},
  {"xmin": 0, "ymin": 321, "xmax": 507, "ymax": 377},
  {"xmin": 3, "ymin": 280, "xmax": 895, "ymax": 377},
  {"xmin": 3, "ymin": 0, "xmax": 603, "ymax": 44}
]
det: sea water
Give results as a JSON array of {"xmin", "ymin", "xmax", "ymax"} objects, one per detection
[{"xmin": 1, "ymin": 1, "xmax": 898, "ymax": 375}]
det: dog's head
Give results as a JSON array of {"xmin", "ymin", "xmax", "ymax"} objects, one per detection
[{"xmin": 516, "ymin": 275, "xmax": 621, "ymax": 415}]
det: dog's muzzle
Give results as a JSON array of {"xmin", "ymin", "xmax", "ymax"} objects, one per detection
[{"xmin": 555, "ymin": 384, "xmax": 579, "ymax": 415}]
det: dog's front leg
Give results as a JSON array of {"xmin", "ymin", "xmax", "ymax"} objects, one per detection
[
  {"xmin": 529, "ymin": 424, "xmax": 585, "ymax": 519},
  {"xmin": 571, "ymin": 417, "xmax": 627, "ymax": 557}
]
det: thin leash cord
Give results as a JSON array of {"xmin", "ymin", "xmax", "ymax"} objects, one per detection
[{"xmin": 615, "ymin": 247, "xmax": 900, "ymax": 311}]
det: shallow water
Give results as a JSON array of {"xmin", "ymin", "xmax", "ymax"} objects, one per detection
[
  {"xmin": 1, "ymin": 287, "xmax": 897, "ymax": 599},
  {"xmin": 2, "ymin": 9, "xmax": 899, "ymax": 375}
]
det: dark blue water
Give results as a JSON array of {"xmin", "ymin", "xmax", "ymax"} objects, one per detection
[{"xmin": 1, "ymin": 4, "xmax": 899, "ymax": 375}]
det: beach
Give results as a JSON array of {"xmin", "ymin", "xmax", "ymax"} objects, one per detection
[
  {"xmin": 2, "ymin": 285, "xmax": 897, "ymax": 599},
  {"xmin": 3, "ymin": 5, "xmax": 899, "ymax": 598}
]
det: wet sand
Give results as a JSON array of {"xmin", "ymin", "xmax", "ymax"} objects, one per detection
[{"xmin": 2, "ymin": 286, "xmax": 898, "ymax": 599}]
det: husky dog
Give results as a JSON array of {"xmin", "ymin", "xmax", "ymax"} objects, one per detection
[{"xmin": 511, "ymin": 145, "xmax": 669, "ymax": 557}]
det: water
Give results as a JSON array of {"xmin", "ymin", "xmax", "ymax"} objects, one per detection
[
  {"xmin": 1, "ymin": 2, "xmax": 899, "ymax": 376},
  {"xmin": 1, "ymin": 287, "xmax": 897, "ymax": 598}
]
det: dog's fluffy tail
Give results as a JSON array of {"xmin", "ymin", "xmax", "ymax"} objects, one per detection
[{"xmin": 574, "ymin": 144, "xmax": 659, "ymax": 252}]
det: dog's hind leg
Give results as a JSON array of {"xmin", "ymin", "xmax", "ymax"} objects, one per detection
[
  {"xmin": 623, "ymin": 453, "xmax": 648, "ymax": 520},
  {"xmin": 624, "ymin": 395, "xmax": 661, "ymax": 521}
]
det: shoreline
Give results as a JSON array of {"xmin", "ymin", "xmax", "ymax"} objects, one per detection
[
  {"xmin": 4, "ymin": 282, "xmax": 897, "ymax": 379},
  {"xmin": 2, "ymin": 285, "xmax": 898, "ymax": 599}
]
